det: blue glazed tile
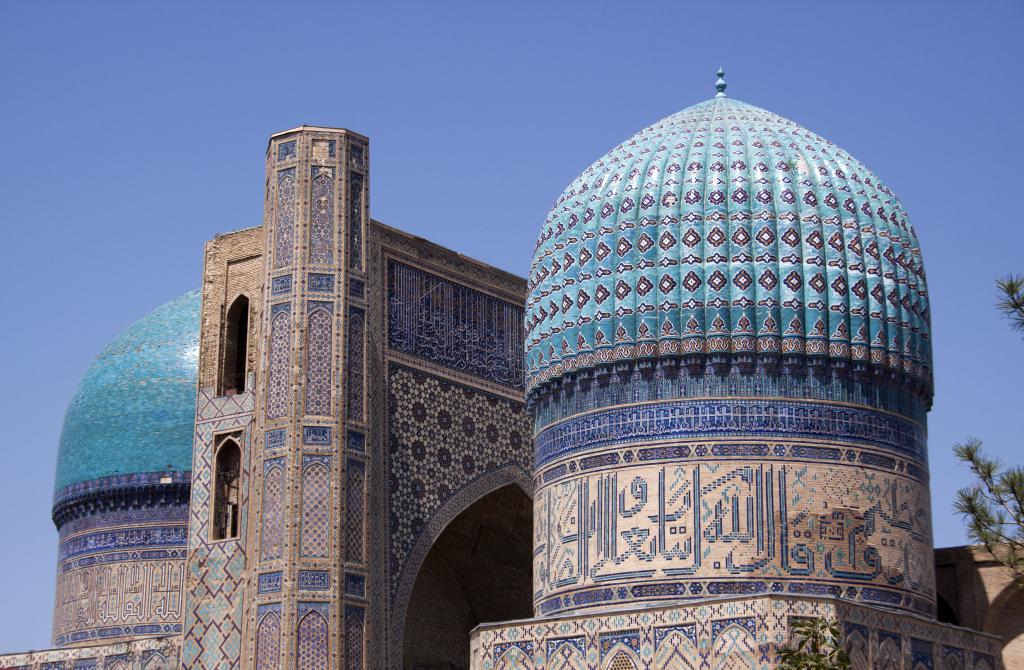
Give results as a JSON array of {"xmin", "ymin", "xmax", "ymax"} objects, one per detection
[{"xmin": 55, "ymin": 291, "xmax": 200, "ymax": 494}]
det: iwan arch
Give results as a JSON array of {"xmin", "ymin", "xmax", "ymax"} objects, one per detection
[{"xmin": 0, "ymin": 75, "xmax": 1014, "ymax": 669}]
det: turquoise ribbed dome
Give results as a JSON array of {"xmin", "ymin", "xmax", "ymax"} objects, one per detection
[
  {"xmin": 54, "ymin": 291, "xmax": 201, "ymax": 495},
  {"xmin": 526, "ymin": 96, "xmax": 931, "ymax": 397}
]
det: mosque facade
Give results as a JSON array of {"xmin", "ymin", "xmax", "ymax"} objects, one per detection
[{"xmin": 0, "ymin": 79, "xmax": 1015, "ymax": 669}]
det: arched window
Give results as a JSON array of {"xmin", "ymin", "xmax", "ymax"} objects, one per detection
[
  {"xmin": 221, "ymin": 295, "xmax": 250, "ymax": 395},
  {"xmin": 212, "ymin": 437, "xmax": 242, "ymax": 540}
]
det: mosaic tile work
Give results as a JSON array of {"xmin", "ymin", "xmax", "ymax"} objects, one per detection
[
  {"xmin": 304, "ymin": 302, "xmax": 333, "ymax": 416},
  {"xmin": 181, "ymin": 389, "xmax": 253, "ymax": 670},
  {"xmin": 348, "ymin": 170, "xmax": 364, "ymax": 271},
  {"xmin": 534, "ymin": 397, "xmax": 927, "ymax": 467},
  {"xmin": 470, "ymin": 595, "xmax": 1003, "ymax": 670},
  {"xmin": 308, "ymin": 272, "xmax": 334, "ymax": 293},
  {"xmin": 526, "ymin": 97, "xmax": 932, "ymax": 400},
  {"xmin": 386, "ymin": 363, "xmax": 532, "ymax": 600},
  {"xmin": 344, "ymin": 605, "xmax": 364, "ymax": 670},
  {"xmin": 260, "ymin": 459, "xmax": 285, "ymax": 561},
  {"xmin": 54, "ymin": 291, "xmax": 200, "ymax": 492},
  {"xmin": 374, "ymin": 224, "xmax": 531, "ymax": 666},
  {"xmin": 295, "ymin": 602, "xmax": 329, "ymax": 670},
  {"xmin": 273, "ymin": 168, "xmax": 295, "ymax": 269},
  {"xmin": 530, "ymin": 361, "xmax": 928, "ymax": 430},
  {"xmin": 52, "ymin": 500, "xmax": 187, "ymax": 646},
  {"xmin": 0, "ymin": 637, "xmax": 180, "ymax": 670},
  {"xmin": 347, "ymin": 307, "xmax": 365, "ymax": 421},
  {"xmin": 308, "ymin": 167, "xmax": 334, "ymax": 265},
  {"xmin": 244, "ymin": 129, "xmax": 358, "ymax": 670},
  {"xmin": 49, "ymin": 291, "xmax": 199, "ymax": 647},
  {"xmin": 345, "ymin": 458, "xmax": 365, "ymax": 564},
  {"xmin": 387, "ymin": 260, "xmax": 525, "ymax": 389},
  {"xmin": 532, "ymin": 398, "xmax": 935, "ymax": 618},
  {"xmin": 266, "ymin": 305, "xmax": 291, "ymax": 419},
  {"xmin": 255, "ymin": 604, "xmax": 282, "ymax": 670},
  {"xmin": 300, "ymin": 456, "xmax": 330, "ymax": 558}
]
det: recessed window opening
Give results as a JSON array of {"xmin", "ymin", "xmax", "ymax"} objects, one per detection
[
  {"xmin": 212, "ymin": 436, "xmax": 242, "ymax": 540},
  {"xmin": 222, "ymin": 295, "xmax": 250, "ymax": 395}
]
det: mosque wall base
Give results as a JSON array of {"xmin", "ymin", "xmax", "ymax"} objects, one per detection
[
  {"xmin": 470, "ymin": 594, "xmax": 1003, "ymax": 670},
  {"xmin": 0, "ymin": 634, "xmax": 181, "ymax": 670}
]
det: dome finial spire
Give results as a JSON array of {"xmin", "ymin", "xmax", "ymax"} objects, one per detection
[{"xmin": 715, "ymin": 67, "xmax": 727, "ymax": 98}]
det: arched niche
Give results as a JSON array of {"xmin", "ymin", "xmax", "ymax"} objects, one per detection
[
  {"xmin": 400, "ymin": 480, "xmax": 533, "ymax": 670},
  {"xmin": 220, "ymin": 294, "xmax": 250, "ymax": 395}
]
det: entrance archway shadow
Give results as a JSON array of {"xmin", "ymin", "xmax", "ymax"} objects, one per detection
[
  {"xmin": 985, "ymin": 581, "xmax": 1024, "ymax": 667},
  {"xmin": 402, "ymin": 483, "xmax": 533, "ymax": 670}
]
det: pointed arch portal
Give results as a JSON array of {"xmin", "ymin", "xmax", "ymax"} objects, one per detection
[{"xmin": 402, "ymin": 483, "xmax": 533, "ymax": 670}]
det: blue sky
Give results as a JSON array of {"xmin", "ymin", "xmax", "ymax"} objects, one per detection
[{"xmin": 1, "ymin": 0, "xmax": 1022, "ymax": 651}]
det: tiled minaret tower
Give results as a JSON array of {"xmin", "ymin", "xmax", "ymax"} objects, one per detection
[
  {"xmin": 525, "ymin": 73, "xmax": 936, "ymax": 619},
  {"xmin": 248, "ymin": 127, "xmax": 369, "ymax": 670}
]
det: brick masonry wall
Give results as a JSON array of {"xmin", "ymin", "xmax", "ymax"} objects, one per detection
[{"xmin": 935, "ymin": 546, "xmax": 1024, "ymax": 669}]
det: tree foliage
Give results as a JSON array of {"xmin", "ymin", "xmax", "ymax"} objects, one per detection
[
  {"xmin": 950, "ymin": 276, "xmax": 1024, "ymax": 581},
  {"xmin": 954, "ymin": 439, "xmax": 1024, "ymax": 580},
  {"xmin": 778, "ymin": 617, "xmax": 850, "ymax": 670},
  {"xmin": 996, "ymin": 274, "xmax": 1024, "ymax": 333}
]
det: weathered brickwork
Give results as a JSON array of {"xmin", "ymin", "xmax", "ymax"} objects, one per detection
[
  {"xmin": 196, "ymin": 227, "xmax": 263, "ymax": 391},
  {"xmin": 935, "ymin": 547, "xmax": 1024, "ymax": 668}
]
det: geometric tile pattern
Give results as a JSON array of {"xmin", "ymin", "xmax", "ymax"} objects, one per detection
[
  {"xmin": 344, "ymin": 459, "xmax": 365, "ymax": 564},
  {"xmin": 246, "ymin": 129, "xmax": 357, "ymax": 670},
  {"xmin": 344, "ymin": 606, "xmax": 364, "ymax": 669},
  {"xmin": 181, "ymin": 388, "xmax": 253, "ymax": 670},
  {"xmin": 346, "ymin": 307, "xmax": 364, "ymax": 421},
  {"xmin": 527, "ymin": 96, "xmax": 932, "ymax": 400},
  {"xmin": 470, "ymin": 595, "xmax": 1004, "ymax": 670},
  {"xmin": 296, "ymin": 603, "xmax": 329, "ymax": 670},
  {"xmin": 300, "ymin": 457, "xmax": 330, "ymax": 558},
  {"xmin": 386, "ymin": 364, "xmax": 531, "ymax": 599},
  {"xmin": 304, "ymin": 304, "xmax": 333, "ymax": 417},
  {"xmin": 274, "ymin": 169, "xmax": 295, "ymax": 269},
  {"xmin": 347, "ymin": 171, "xmax": 364, "ymax": 271},
  {"xmin": 374, "ymin": 222, "xmax": 532, "ymax": 667},
  {"xmin": 266, "ymin": 307, "xmax": 291, "ymax": 419},
  {"xmin": 652, "ymin": 626, "xmax": 699, "ymax": 670},
  {"xmin": 260, "ymin": 460, "xmax": 285, "ymax": 561},
  {"xmin": 534, "ymin": 396, "xmax": 928, "ymax": 468},
  {"xmin": 308, "ymin": 168, "xmax": 334, "ymax": 265},
  {"xmin": 255, "ymin": 605, "xmax": 281, "ymax": 670},
  {"xmin": 530, "ymin": 363, "xmax": 928, "ymax": 436}
]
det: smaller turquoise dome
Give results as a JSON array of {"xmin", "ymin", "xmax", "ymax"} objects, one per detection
[{"xmin": 54, "ymin": 291, "xmax": 201, "ymax": 496}]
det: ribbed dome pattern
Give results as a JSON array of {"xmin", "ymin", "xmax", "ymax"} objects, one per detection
[{"xmin": 526, "ymin": 97, "xmax": 931, "ymax": 398}]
